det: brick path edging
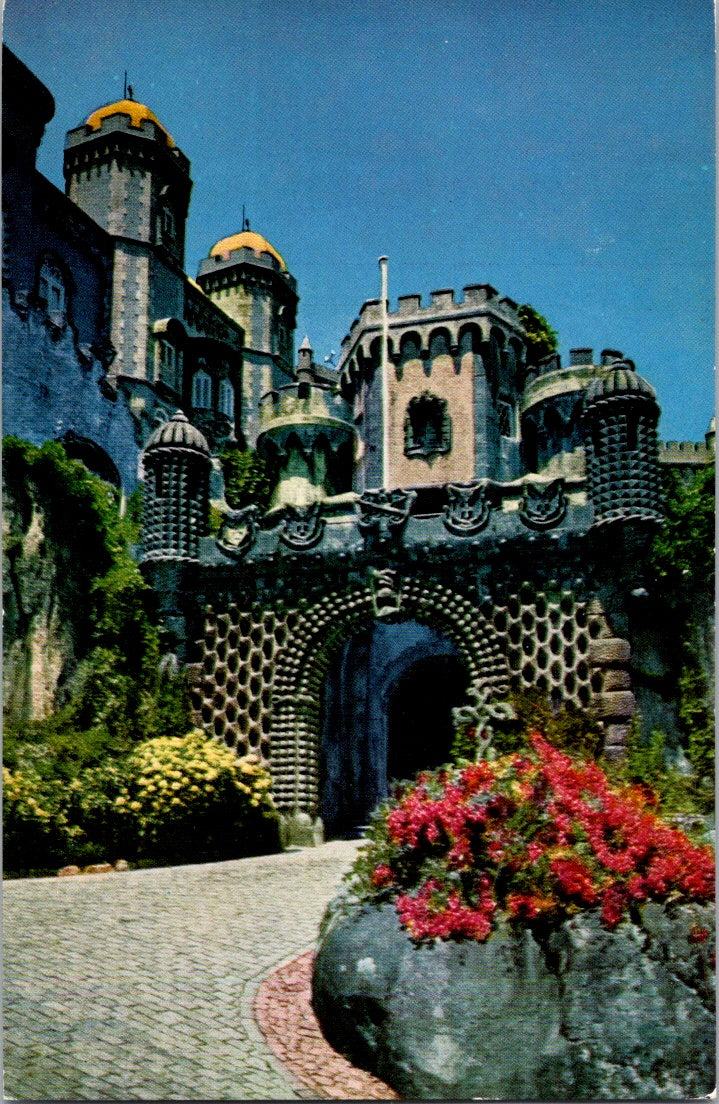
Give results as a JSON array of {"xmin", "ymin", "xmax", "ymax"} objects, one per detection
[{"xmin": 253, "ymin": 949, "xmax": 399, "ymax": 1100}]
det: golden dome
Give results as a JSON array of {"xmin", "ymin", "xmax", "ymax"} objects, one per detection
[
  {"xmin": 210, "ymin": 230, "xmax": 287, "ymax": 271},
  {"xmin": 85, "ymin": 100, "xmax": 175, "ymax": 147}
]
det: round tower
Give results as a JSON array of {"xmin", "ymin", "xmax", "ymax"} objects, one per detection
[
  {"xmin": 196, "ymin": 228, "xmax": 298, "ymax": 446},
  {"xmin": 141, "ymin": 410, "xmax": 210, "ymax": 561},
  {"xmin": 256, "ymin": 338, "xmax": 355, "ymax": 510},
  {"xmin": 583, "ymin": 362, "xmax": 662, "ymax": 524}
]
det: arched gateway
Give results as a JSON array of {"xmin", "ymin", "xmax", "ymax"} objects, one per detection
[
  {"xmin": 190, "ymin": 567, "xmax": 636, "ymax": 841},
  {"xmin": 268, "ymin": 572, "xmax": 509, "ymax": 824}
]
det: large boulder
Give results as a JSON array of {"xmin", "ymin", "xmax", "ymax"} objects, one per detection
[{"xmin": 312, "ymin": 892, "xmax": 715, "ymax": 1100}]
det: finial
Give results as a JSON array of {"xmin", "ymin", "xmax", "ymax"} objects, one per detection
[{"xmin": 242, "ymin": 204, "xmax": 250, "ymax": 232}]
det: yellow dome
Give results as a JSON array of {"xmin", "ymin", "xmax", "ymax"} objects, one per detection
[
  {"xmin": 85, "ymin": 100, "xmax": 175, "ymax": 147},
  {"xmin": 210, "ymin": 231, "xmax": 287, "ymax": 271}
]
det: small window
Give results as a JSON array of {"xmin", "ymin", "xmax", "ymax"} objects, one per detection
[
  {"xmin": 498, "ymin": 399, "xmax": 514, "ymax": 439},
  {"xmin": 219, "ymin": 378, "xmax": 234, "ymax": 419},
  {"xmin": 404, "ymin": 392, "xmax": 451, "ymax": 457},
  {"xmin": 37, "ymin": 259, "xmax": 66, "ymax": 315},
  {"xmin": 157, "ymin": 339, "xmax": 182, "ymax": 390},
  {"xmin": 160, "ymin": 207, "xmax": 175, "ymax": 241},
  {"xmin": 192, "ymin": 369, "xmax": 212, "ymax": 409}
]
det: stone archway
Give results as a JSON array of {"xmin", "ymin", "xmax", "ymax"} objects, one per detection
[
  {"xmin": 319, "ymin": 620, "xmax": 470, "ymax": 838},
  {"xmin": 269, "ymin": 571, "xmax": 509, "ymax": 820}
]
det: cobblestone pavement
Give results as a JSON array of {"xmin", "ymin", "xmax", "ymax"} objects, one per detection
[{"xmin": 3, "ymin": 840, "xmax": 365, "ymax": 1101}]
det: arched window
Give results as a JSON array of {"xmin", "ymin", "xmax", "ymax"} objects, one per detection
[
  {"xmin": 192, "ymin": 369, "xmax": 212, "ymax": 409},
  {"xmin": 38, "ymin": 258, "xmax": 66, "ymax": 314},
  {"xmin": 404, "ymin": 392, "xmax": 451, "ymax": 457},
  {"xmin": 219, "ymin": 378, "xmax": 234, "ymax": 419}
]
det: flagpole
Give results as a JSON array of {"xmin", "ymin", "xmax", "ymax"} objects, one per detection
[{"xmin": 379, "ymin": 255, "xmax": 390, "ymax": 489}]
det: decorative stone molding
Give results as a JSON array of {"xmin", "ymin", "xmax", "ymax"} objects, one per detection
[{"xmin": 443, "ymin": 480, "xmax": 492, "ymax": 536}]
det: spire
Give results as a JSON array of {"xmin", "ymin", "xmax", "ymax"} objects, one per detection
[{"xmin": 299, "ymin": 334, "xmax": 312, "ymax": 351}]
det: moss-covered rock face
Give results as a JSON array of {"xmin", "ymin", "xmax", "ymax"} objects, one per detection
[
  {"xmin": 312, "ymin": 897, "xmax": 715, "ymax": 1101},
  {"xmin": 2, "ymin": 438, "xmax": 115, "ymax": 721},
  {"xmin": 2, "ymin": 436, "xmax": 188, "ymax": 743}
]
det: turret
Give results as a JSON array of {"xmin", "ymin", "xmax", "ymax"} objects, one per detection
[
  {"xmin": 256, "ymin": 341, "xmax": 354, "ymax": 509},
  {"xmin": 64, "ymin": 97, "xmax": 191, "ymax": 266},
  {"xmin": 141, "ymin": 410, "xmax": 211, "ymax": 561},
  {"xmin": 196, "ymin": 229, "xmax": 298, "ymax": 445},
  {"xmin": 582, "ymin": 362, "xmax": 662, "ymax": 524}
]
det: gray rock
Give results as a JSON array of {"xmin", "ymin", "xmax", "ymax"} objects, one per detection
[{"xmin": 312, "ymin": 897, "xmax": 715, "ymax": 1100}]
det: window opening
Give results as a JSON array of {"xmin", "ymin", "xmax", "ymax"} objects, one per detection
[
  {"xmin": 192, "ymin": 368, "xmax": 212, "ymax": 409},
  {"xmin": 404, "ymin": 392, "xmax": 451, "ymax": 457}
]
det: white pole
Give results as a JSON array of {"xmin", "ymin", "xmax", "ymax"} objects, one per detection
[{"xmin": 379, "ymin": 255, "xmax": 390, "ymax": 489}]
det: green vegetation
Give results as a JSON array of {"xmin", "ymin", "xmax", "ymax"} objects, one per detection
[
  {"xmin": 220, "ymin": 442, "xmax": 273, "ymax": 510},
  {"xmin": 2, "ymin": 438, "xmax": 279, "ymax": 875},
  {"xmin": 650, "ymin": 463, "xmax": 715, "ymax": 785},
  {"xmin": 3, "ymin": 734, "xmax": 278, "ymax": 875},
  {"xmin": 518, "ymin": 304, "xmax": 559, "ymax": 365}
]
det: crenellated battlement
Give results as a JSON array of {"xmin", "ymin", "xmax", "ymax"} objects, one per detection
[
  {"xmin": 338, "ymin": 283, "xmax": 525, "ymax": 381},
  {"xmin": 658, "ymin": 439, "xmax": 714, "ymax": 469},
  {"xmin": 258, "ymin": 381, "xmax": 352, "ymax": 429}
]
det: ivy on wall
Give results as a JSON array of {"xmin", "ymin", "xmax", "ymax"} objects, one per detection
[{"xmin": 2, "ymin": 436, "xmax": 190, "ymax": 759}]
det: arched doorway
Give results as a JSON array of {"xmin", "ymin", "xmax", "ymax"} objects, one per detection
[
  {"xmin": 386, "ymin": 654, "xmax": 469, "ymax": 784},
  {"xmin": 320, "ymin": 621, "xmax": 469, "ymax": 837}
]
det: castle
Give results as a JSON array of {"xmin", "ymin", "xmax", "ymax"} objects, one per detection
[{"xmin": 3, "ymin": 47, "xmax": 713, "ymax": 842}]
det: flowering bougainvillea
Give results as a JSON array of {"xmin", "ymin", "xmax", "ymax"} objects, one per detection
[{"xmin": 348, "ymin": 731, "xmax": 714, "ymax": 943}]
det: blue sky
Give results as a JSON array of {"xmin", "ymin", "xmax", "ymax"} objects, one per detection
[{"xmin": 5, "ymin": 0, "xmax": 715, "ymax": 441}]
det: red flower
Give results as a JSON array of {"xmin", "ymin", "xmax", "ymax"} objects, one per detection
[
  {"xmin": 550, "ymin": 856, "xmax": 599, "ymax": 905},
  {"xmin": 371, "ymin": 863, "xmax": 394, "ymax": 888},
  {"xmin": 601, "ymin": 883, "xmax": 628, "ymax": 929},
  {"xmin": 688, "ymin": 926, "xmax": 710, "ymax": 944}
]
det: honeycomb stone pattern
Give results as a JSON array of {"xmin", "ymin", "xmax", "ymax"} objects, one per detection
[
  {"xmin": 194, "ymin": 577, "xmax": 510, "ymax": 814},
  {"xmin": 490, "ymin": 588, "xmax": 601, "ymax": 708},
  {"xmin": 193, "ymin": 603, "xmax": 297, "ymax": 762},
  {"xmin": 192, "ymin": 581, "xmax": 634, "ymax": 814},
  {"xmin": 586, "ymin": 403, "xmax": 663, "ymax": 524}
]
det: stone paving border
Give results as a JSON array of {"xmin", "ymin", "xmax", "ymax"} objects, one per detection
[{"xmin": 254, "ymin": 949, "xmax": 398, "ymax": 1099}]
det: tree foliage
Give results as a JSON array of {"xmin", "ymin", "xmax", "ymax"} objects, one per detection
[
  {"xmin": 518, "ymin": 304, "xmax": 559, "ymax": 366},
  {"xmin": 220, "ymin": 443, "xmax": 273, "ymax": 510}
]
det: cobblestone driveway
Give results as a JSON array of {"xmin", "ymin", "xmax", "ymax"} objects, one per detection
[{"xmin": 3, "ymin": 840, "xmax": 363, "ymax": 1100}]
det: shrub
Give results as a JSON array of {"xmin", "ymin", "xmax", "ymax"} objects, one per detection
[
  {"xmin": 3, "ymin": 766, "xmax": 76, "ymax": 874},
  {"xmin": 116, "ymin": 730, "xmax": 279, "ymax": 864},
  {"xmin": 348, "ymin": 731, "xmax": 714, "ymax": 944}
]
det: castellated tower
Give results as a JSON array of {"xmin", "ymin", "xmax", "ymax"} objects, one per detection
[
  {"xmin": 337, "ymin": 285, "xmax": 527, "ymax": 491},
  {"xmin": 64, "ymin": 99, "xmax": 192, "ymax": 383},
  {"xmin": 196, "ymin": 230, "xmax": 298, "ymax": 446}
]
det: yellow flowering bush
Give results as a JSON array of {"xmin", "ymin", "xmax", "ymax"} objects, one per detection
[
  {"xmin": 3, "ymin": 766, "xmax": 74, "ymax": 873},
  {"xmin": 4, "ymin": 730, "xmax": 279, "ymax": 873},
  {"xmin": 117, "ymin": 730, "xmax": 278, "ymax": 863}
]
